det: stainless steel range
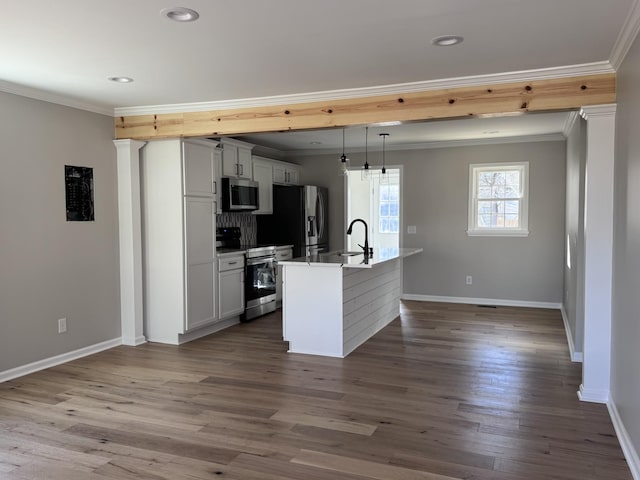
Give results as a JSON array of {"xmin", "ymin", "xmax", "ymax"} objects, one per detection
[
  {"xmin": 243, "ymin": 245, "xmax": 277, "ymax": 321},
  {"xmin": 216, "ymin": 227, "xmax": 277, "ymax": 321}
]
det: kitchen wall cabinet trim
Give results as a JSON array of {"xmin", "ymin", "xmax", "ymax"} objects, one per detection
[{"xmin": 114, "ymin": 139, "xmax": 147, "ymax": 346}]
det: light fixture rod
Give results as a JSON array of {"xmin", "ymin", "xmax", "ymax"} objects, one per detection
[
  {"xmin": 364, "ymin": 126, "xmax": 369, "ymax": 170},
  {"xmin": 379, "ymin": 133, "xmax": 389, "ymax": 174}
]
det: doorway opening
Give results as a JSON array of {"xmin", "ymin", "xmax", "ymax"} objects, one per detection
[{"xmin": 345, "ymin": 167, "xmax": 401, "ymax": 255}]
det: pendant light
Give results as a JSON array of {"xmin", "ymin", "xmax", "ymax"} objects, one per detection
[
  {"xmin": 378, "ymin": 132, "xmax": 389, "ymax": 185},
  {"xmin": 339, "ymin": 127, "xmax": 350, "ymax": 175},
  {"xmin": 379, "ymin": 133, "xmax": 389, "ymax": 175},
  {"xmin": 362, "ymin": 126, "xmax": 370, "ymax": 180}
]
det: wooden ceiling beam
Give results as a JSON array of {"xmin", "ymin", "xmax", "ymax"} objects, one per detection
[{"xmin": 114, "ymin": 73, "xmax": 615, "ymax": 140}]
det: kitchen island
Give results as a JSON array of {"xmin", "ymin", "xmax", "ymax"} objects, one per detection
[{"xmin": 279, "ymin": 248, "xmax": 422, "ymax": 357}]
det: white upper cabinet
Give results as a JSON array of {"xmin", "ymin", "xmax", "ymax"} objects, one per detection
[
  {"xmin": 183, "ymin": 140, "xmax": 217, "ymax": 197},
  {"xmin": 220, "ymin": 138, "xmax": 253, "ymax": 179},
  {"xmin": 273, "ymin": 162, "xmax": 300, "ymax": 185},
  {"xmin": 252, "ymin": 156, "xmax": 274, "ymax": 215}
]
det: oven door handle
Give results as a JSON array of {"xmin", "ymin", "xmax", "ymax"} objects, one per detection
[{"xmin": 246, "ymin": 257, "xmax": 275, "ymax": 267}]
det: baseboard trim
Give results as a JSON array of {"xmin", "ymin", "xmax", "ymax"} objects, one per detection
[
  {"xmin": 122, "ymin": 335, "xmax": 147, "ymax": 346},
  {"xmin": 0, "ymin": 337, "xmax": 122, "ymax": 383},
  {"xmin": 177, "ymin": 318, "xmax": 240, "ymax": 345},
  {"xmin": 578, "ymin": 384, "xmax": 610, "ymax": 404},
  {"xmin": 608, "ymin": 395, "xmax": 640, "ymax": 480},
  {"xmin": 560, "ymin": 305, "xmax": 583, "ymax": 362},
  {"xmin": 401, "ymin": 294, "xmax": 562, "ymax": 310}
]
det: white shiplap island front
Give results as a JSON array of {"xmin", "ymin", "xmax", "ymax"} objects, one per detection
[{"xmin": 279, "ymin": 248, "xmax": 422, "ymax": 357}]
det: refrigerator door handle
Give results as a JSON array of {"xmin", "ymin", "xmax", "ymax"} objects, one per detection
[
  {"xmin": 316, "ymin": 191, "xmax": 325, "ymax": 241},
  {"xmin": 307, "ymin": 216, "xmax": 316, "ymax": 237}
]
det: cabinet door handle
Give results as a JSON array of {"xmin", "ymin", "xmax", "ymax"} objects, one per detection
[
  {"xmin": 228, "ymin": 261, "xmax": 238, "ymax": 265},
  {"xmin": 240, "ymin": 164, "xmax": 244, "ymax": 176},
  {"xmin": 212, "ymin": 181, "xmax": 216, "ymax": 194}
]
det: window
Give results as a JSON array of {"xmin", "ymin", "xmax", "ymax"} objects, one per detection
[
  {"xmin": 346, "ymin": 167, "xmax": 401, "ymax": 255},
  {"xmin": 468, "ymin": 162, "xmax": 529, "ymax": 236},
  {"xmin": 379, "ymin": 184, "xmax": 399, "ymax": 234}
]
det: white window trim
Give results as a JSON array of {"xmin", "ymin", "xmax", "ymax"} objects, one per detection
[{"xmin": 467, "ymin": 162, "xmax": 529, "ymax": 237}]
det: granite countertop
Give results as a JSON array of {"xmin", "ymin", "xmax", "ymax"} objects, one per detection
[{"xmin": 278, "ymin": 247, "xmax": 423, "ymax": 269}]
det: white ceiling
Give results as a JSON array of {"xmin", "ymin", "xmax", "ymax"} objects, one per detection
[
  {"xmin": 1, "ymin": 1, "xmax": 633, "ymax": 151},
  {"xmin": 0, "ymin": 0, "xmax": 633, "ymax": 113},
  {"xmin": 238, "ymin": 112, "xmax": 571, "ymax": 154}
]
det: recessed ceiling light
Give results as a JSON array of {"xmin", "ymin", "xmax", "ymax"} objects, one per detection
[
  {"xmin": 431, "ymin": 35, "xmax": 464, "ymax": 47},
  {"xmin": 309, "ymin": 141, "xmax": 323, "ymax": 145},
  {"xmin": 161, "ymin": 7, "xmax": 200, "ymax": 22},
  {"xmin": 107, "ymin": 76, "xmax": 134, "ymax": 83},
  {"xmin": 483, "ymin": 130, "xmax": 500, "ymax": 134}
]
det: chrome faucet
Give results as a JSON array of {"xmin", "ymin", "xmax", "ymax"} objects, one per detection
[{"xmin": 347, "ymin": 218, "xmax": 371, "ymax": 257}]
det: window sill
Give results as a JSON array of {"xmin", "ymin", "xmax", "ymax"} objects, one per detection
[{"xmin": 467, "ymin": 229, "xmax": 529, "ymax": 237}]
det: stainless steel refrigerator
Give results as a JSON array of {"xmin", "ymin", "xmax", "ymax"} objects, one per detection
[{"xmin": 257, "ymin": 185, "xmax": 329, "ymax": 258}]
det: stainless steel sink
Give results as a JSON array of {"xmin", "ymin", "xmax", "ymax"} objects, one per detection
[{"xmin": 337, "ymin": 251, "xmax": 363, "ymax": 257}]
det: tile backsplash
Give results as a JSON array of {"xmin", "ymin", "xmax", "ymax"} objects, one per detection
[{"xmin": 217, "ymin": 212, "xmax": 257, "ymax": 245}]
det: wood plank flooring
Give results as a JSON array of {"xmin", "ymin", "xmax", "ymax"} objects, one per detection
[{"xmin": 0, "ymin": 301, "xmax": 632, "ymax": 479}]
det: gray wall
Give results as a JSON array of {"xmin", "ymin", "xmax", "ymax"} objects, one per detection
[
  {"xmin": 299, "ymin": 140, "xmax": 566, "ymax": 304},
  {"xmin": 612, "ymin": 31, "xmax": 640, "ymax": 458},
  {"xmin": 0, "ymin": 92, "xmax": 121, "ymax": 372},
  {"xmin": 563, "ymin": 117, "xmax": 586, "ymax": 353}
]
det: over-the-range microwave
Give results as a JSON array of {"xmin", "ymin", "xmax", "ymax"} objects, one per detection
[{"xmin": 221, "ymin": 177, "xmax": 259, "ymax": 211}]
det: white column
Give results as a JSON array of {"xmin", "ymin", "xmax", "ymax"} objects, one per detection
[
  {"xmin": 578, "ymin": 104, "xmax": 616, "ymax": 403},
  {"xmin": 113, "ymin": 139, "xmax": 147, "ymax": 346}
]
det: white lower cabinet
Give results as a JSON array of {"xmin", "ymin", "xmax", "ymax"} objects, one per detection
[
  {"xmin": 218, "ymin": 255, "xmax": 245, "ymax": 320},
  {"xmin": 184, "ymin": 197, "xmax": 217, "ymax": 331}
]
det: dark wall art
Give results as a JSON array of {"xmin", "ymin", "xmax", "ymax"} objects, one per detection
[{"xmin": 65, "ymin": 165, "xmax": 94, "ymax": 221}]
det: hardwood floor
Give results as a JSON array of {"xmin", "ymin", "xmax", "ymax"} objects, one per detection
[{"xmin": 0, "ymin": 301, "xmax": 632, "ymax": 479}]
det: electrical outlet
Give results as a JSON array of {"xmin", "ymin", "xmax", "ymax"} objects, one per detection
[
  {"xmin": 58, "ymin": 317, "xmax": 67, "ymax": 334},
  {"xmin": 407, "ymin": 225, "xmax": 417, "ymax": 234},
  {"xmin": 465, "ymin": 275, "xmax": 473, "ymax": 285}
]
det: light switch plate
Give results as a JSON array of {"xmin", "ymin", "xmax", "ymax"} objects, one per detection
[{"xmin": 407, "ymin": 225, "xmax": 417, "ymax": 234}]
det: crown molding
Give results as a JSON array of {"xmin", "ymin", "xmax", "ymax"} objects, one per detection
[
  {"xmin": 286, "ymin": 133, "xmax": 566, "ymax": 158},
  {"xmin": 580, "ymin": 103, "xmax": 617, "ymax": 119},
  {"xmin": 610, "ymin": 0, "xmax": 640, "ymax": 70},
  {"xmin": 0, "ymin": 61, "xmax": 617, "ymax": 119},
  {"xmin": 113, "ymin": 61, "xmax": 616, "ymax": 117},
  {"xmin": 0, "ymin": 79, "xmax": 113, "ymax": 116}
]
